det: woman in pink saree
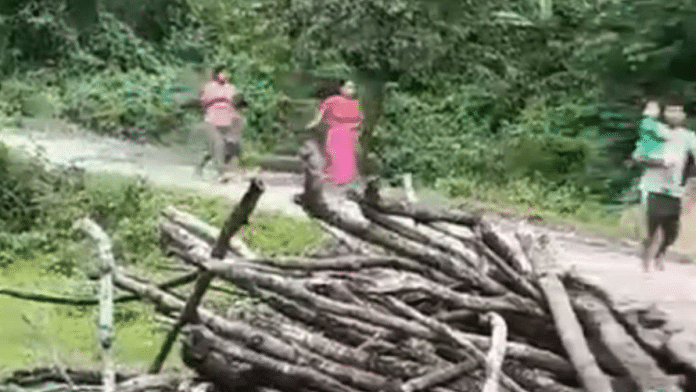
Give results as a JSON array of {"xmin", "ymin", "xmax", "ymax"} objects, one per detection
[{"xmin": 306, "ymin": 80, "xmax": 362, "ymax": 186}]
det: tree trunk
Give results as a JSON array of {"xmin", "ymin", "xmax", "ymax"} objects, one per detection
[
  {"xmin": 572, "ymin": 292, "xmax": 682, "ymax": 392},
  {"xmin": 518, "ymin": 230, "xmax": 613, "ymax": 392}
]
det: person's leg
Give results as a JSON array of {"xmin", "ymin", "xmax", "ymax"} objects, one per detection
[
  {"xmin": 655, "ymin": 214, "xmax": 680, "ymax": 271},
  {"xmin": 194, "ymin": 122, "xmax": 213, "ymax": 177},
  {"xmin": 204, "ymin": 125, "xmax": 227, "ymax": 179},
  {"xmin": 642, "ymin": 193, "xmax": 661, "ymax": 273},
  {"xmin": 224, "ymin": 139, "xmax": 242, "ymax": 172}
]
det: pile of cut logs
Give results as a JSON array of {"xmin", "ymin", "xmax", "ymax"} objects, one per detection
[
  {"xmin": 137, "ymin": 141, "xmax": 688, "ymax": 392},
  {"xmin": 2, "ymin": 140, "xmax": 690, "ymax": 392}
]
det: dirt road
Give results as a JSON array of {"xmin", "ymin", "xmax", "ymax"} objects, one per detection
[{"xmin": 3, "ymin": 126, "xmax": 696, "ymax": 347}]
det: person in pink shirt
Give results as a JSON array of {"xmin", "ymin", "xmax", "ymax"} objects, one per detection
[
  {"xmin": 306, "ymin": 79, "xmax": 363, "ymax": 186},
  {"xmin": 195, "ymin": 65, "xmax": 244, "ymax": 182}
]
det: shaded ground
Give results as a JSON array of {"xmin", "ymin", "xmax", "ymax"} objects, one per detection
[{"xmin": 3, "ymin": 125, "xmax": 696, "ymax": 344}]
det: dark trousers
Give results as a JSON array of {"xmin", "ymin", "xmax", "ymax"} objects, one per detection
[{"xmin": 644, "ymin": 192, "xmax": 681, "ymax": 259}]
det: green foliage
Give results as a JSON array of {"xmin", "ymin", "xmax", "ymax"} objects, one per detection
[
  {"xmin": 0, "ymin": 143, "xmax": 84, "ymax": 234},
  {"xmin": 437, "ymin": 174, "xmax": 593, "ymax": 217},
  {"xmin": 75, "ymin": 13, "xmax": 163, "ymax": 73},
  {"xmin": 61, "ymin": 68, "xmax": 191, "ymax": 140}
]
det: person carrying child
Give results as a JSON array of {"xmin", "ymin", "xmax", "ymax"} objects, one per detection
[{"xmin": 632, "ymin": 95, "xmax": 696, "ymax": 274}]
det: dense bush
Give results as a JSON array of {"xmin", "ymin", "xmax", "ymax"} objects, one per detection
[{"xmin": 60, "ymin": 68, "xmax": 191, "ymax": 141}]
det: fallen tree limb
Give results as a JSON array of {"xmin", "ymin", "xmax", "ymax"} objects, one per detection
[
  {"xmin": 400, "ymin": 357, "xmax": 478, "ymax": 392},
  {"xmin": 480, "ymin": 220, "xmax": 532, "ymax": 274},
  {"xmin": 562, "ymin": 271, "xmax": 672, "ymax": 359},
  {"xmin": 517, "ymin": 230, "xmax": 613, "ymax": 392},
  {"xmin": 184, "ymin": 325, "xmax": 363, "ymax": 392},
  {"xmin": 171, "ymin": 243, "xmax": 572, "ymax": 377},
  {"xmin": 149, "ymin": 178, "xmax": 265, "ymax": 374},
  {"xmin": 162, "ymin": 206, "xmax": 257, "ymax": 258},
  {"xmin": 210, "ymin": 178, "xmax": 264, "ymax": 259},
  {"xmin": 316, "ymin": 220, "xmax": 374, "ymax": 255},
  {"xmin": 296, "ymin": 143, "xmax": 506, "ymax": 295},
  {"xmin": 301, "ymin": 202, "xmax": 506, "ymax": 295},
  {"xmin": 117, "ymin": 374, "xmax": 182, "ymax": 392},
  {"xmin": 481, "ymin": 312, "xmax": 508, "ymax": 392},
  {"xmin": 474, "ymin": 239, "xmax": 543, "ymax": 302},
  {"xmin": 0, "ymin": 272, "xmax": 198, "ymax": 306},
  {"xmin": 350, "ymin": 191, "xmax": 482, "ymax": 227},
  {"xmin": 350, "ymin": 269, "xmax": 545, "ymax": 318},
  {"xmin": 384, "ymin": 297, "xmax": 529, "ymax": 392},
  {"xmin": 572, "ymin": 292, "xmax": 682, "ymax": 392},
  {"xmin": 357, "ymin": 202, "xmax": 482, "ymax": 271},
  {"xmin": 114, "ymin": 272, "xmax": 400, "ymax": 387},
  {"xmin": 73, "ymin": 218, "xmax": 117, "ymax": 392}
]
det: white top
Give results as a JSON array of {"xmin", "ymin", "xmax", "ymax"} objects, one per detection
[{"xmin": 634, "ymin": 125, "xmax": 696, "ymax": 199}]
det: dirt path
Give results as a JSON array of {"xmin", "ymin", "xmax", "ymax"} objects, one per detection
[{"xmin": 3, "ymin": 126, "xmax": 696, "ymax": 346}]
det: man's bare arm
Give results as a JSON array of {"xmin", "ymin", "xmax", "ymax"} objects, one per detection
[{"xmin": 632, "ymin": 153, "xmax": 667, "ymax": 168}]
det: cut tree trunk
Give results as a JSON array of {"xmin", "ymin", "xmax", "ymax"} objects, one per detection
[
  {"xmin": 183, "ymin": 325, "xmax": 364, "ymax": 392},
  {"xmin": 517, "ymin": 229, "xmax": 613, "ymax": 392},
  {"xmin": 571, "ymin": 292, "xmax": 682, "ymax": 392},
  {"xmin": 353, "ymin": 193, "xmax": 482, "ymax": 227}
]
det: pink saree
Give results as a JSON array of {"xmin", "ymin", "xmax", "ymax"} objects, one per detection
[{"xmin": 321, "ymin": 95, "xmax": 362, "ymax": 186}]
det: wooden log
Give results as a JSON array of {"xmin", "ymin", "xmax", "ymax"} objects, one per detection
[
  {"xmin": 149, "ymin": 179, "xmax": 265, "ymax": 374},
  {"xmin": 114, "ymin": 273, "xmax": 395, "ymax": 387},
  {"xmin": 562, "ymin": 271, "xmax": 672, "ymax": 360},
  {"xmin": 184, "ymin": 325, "xmax": 363, "ymax": 392},
  {"xmin": 482, "ymin": 312, "xmax": 508, "ymax": 392},
  {"xmin": 162, "ymin": 206, "xmax": 256, "ymax": 258},
  {"xmin": 296, "ymin": 144, "xmax": 506, "ymax": 295},
  {"xmin": 474, "ymin": 238, "xmax": 543, "ymax": 302},
  {"xmin": 571, "ymin": 292, "xmax": 682, "ymax": 392},
  {"xmin": 501, "ymin": 360, "xmax": 583, "ymax": 392},
  {"xmin": 250, "ymin": 255, "xmax": 432, "ymax": 275},
  {"xmin": 149, "ymin": 271, "xmax": 214, "ymax": 374},
  {"xmin": 117, "ymin": 374, "xmax": 182, "ymax": 392},
  {"xmin": 480, "ymin": 219, "xmax": 532, "ymax": 274},
  {"xmin": 665, "ymin": 332, "xmax": 696, "ymax": 388},
  {"xmin": 357, "ymin": 202, "xmax": 482, "ymax": 270},
  {"xmin": 210, "ymin": 178, "xmax": 265, "ymax": 259},
  {"xmin": 72, "ymin": 218, "xmax": 117, "ymax": 392},
  {"xmin": 517, "ymin": 230, "xmax": 613, "ymax": 392},
  {"xmin": 400, "ymin": 357, "xmax": 478, "ymax": 392},
  {"xmin": 161, "ymin": 221, "xmax": 292, "ymax": 277},
  {"xmin": 316, "ymin": 220, "xmax": 374, "ymax": 255},
  {"xmin": 352, "ymin": 192, "xmax": 482, "ymax": 227},
  {"xmin": 349, "ymin": 269, "xmax": 545, "ymax": 318},
  {"xmin": 300, "ymin": 197, "xmax": 506, "ymax": 295},
  {"xmin": 202, "ymin": 261, "xmax": 573, "ymax": 377},
  {"xmin": 384, "ymin": 297, "xmax": 529, "ymax": 392},
  {"xmin": 2, "ymin": 369, "xmax": 135, "ymax": 387},
  {"xmin": 181, "ymin": 337, "xmax": 262, "ymax": 392}
]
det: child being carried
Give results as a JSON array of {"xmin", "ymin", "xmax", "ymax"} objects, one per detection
[{"xmin": 635, "ymin": 100, "xmax": 680, "ymax": 192}]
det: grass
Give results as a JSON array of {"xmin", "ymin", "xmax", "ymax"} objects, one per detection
[{"xmin": 0, "ymin": 169, "xmax": 327, "ymax": 377}]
